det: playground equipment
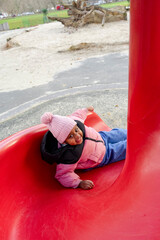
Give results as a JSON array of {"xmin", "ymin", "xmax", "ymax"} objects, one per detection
[{"xmin": 0, "ymin": 0, "xmax": 160, "ymax": 239}]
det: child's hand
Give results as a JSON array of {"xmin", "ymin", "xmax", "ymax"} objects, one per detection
[
  {"xmin": 87, "ymin": 106, "xmax": 94, "ymax": 112},
  {"xmin": 78, "ymin": 180, "xmax": 95, "ymax": 190}
]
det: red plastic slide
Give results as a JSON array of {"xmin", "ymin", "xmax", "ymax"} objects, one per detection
[{"xmin": 1, "ymin": 0, "xmax": 160, "ymax": 239}]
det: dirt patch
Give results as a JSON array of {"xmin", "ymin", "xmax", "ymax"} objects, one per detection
[
  {"xmin": 69, "ymin": 42, "xmax": 97, "ymax": 51},
  {"xmin": 69, "ymin": 41, "xmax": 129, "ymax": 51},
  {"xmin": 3, "ymin": 38, "xmax": 20, "ymax": 50}
]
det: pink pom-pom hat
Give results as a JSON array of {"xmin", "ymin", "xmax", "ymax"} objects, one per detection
[{"xmin": 41, "ymin": 112, "xmax": 76, "ymax": 144}]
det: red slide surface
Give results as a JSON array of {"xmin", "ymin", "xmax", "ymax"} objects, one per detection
[{"xmin": 1, "ymin": 0, "xmax": 160, "ymax": 239}]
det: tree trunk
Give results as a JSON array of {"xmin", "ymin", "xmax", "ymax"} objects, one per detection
[{"xmin": 48, "ymin": 2, "xmax": 127, "ymax": 28}]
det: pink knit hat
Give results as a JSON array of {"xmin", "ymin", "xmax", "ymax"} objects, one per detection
[{"xmin": 41, "ymin": 112, "xmax": 76, "ymax": 144}]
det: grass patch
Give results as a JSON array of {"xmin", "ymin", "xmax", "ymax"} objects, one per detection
[
  {"xmin": 101, "ymin": 1, "xmax": 130, "ymax": 8},
  {"xmin": 0, "ymin": 1, "xmax": 129, "ymax": 30},
  {"xmin": 0, "ymin": 10, "xmax": 68, "ymax": 30}
]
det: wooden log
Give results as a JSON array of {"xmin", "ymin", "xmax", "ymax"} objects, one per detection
[{"xmin": 48, "ymin": 2, "xmax": 127, "ymax": 28}]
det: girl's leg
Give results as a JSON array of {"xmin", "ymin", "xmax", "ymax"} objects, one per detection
[
  {"xmin": 99, "ymin": 139, "xmax": 127, "ymax": 167},
  {"xmin": 107, "ymin": 139, "xmax": 127, "ymax": 164},
  {"xmin": 98, "ymin": 129, "xmax": 127, "ymax": 167},
  {"xmin": 99, "ymin": 129, "xmax": 127, "ymax": 144},
  {"xmin": 85, "ymin": 129, "xmax": 127, "ymax": 170}
]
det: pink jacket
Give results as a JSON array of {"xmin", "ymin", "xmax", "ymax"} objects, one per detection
[{"xmin": 55, "ymin": 108, "xmax": 106, "ymax": 188}]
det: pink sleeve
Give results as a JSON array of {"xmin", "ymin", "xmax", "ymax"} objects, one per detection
[
  {"xmin": 55, "ymin": 163, "xmax": 82, "ymax": 188},
  {"xmin": 68, "ymin": 108, "xmax": 89, "ymax": 123}
]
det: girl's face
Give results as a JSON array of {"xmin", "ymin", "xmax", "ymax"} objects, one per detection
[{"xmin": 64, "ymin": 125, "xmax": 83, "ymax": 145}]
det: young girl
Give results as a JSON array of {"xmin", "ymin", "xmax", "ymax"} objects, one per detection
[{"xmin": 41, "ymin": 107, "xmax": 127, "ymax": 190}]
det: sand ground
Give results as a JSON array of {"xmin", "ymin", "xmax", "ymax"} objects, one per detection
[{"xmin": 0, "ymin": 15, "xmax": 129, "ymax": 92}]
